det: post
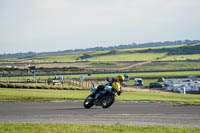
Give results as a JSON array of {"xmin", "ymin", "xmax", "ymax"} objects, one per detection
[
  {"xmin": 72, "ymin": 79, "xmax": 74, "ymax": 85},
  {"xmin": 88, "ymin": 80, "xmax": 90, "ymax": 88},
  {"xmin": 79, "ymin": 79, "xmax": 81, "ymax": 87},
  {"xmin": 23, "ymin": 75, "xmax": 24, "ymax": 82},
  {"xmin": 34, "ymin": 71, "xmax": 36, "ymax": 83},
  {"xmin": 6, "ymin": 75, "xmax": 9, "ymax": 83},
  {"xmin": 180, "ymin": 87, "xmax": 186, "ymax": 94},
  {"xmin": 25, "ymin": 75, "xmax": 26, "ymax": 82},
  {"xmin": 67, "ymin": 78, "xmax": 70, "ymax": 86},
  {"xmin": 86, "ymin": 80, "xmax": 88, "ymax": 88}
]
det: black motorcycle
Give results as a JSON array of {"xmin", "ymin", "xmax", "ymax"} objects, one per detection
[{"xmin": 83, "ymin": 85, "xmax": 116, "ymax": 109}]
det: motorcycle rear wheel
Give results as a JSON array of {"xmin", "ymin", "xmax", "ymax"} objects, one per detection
[{"xmin": 83, "ymin": 94, "xmax": 94, "ymax": 109}]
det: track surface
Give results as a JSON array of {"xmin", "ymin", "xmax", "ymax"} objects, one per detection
[{"xmin": 0, "ymin": 102, "xmax": 200, "ymax": 127}]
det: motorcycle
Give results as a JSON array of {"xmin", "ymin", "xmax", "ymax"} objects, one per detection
[{"xmin": 83, "ymin": 84, "xmax": 116, "ymax": 109}]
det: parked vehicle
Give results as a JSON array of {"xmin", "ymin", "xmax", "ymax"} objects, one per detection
[
  {"xmin": 149, "ymin": 82, "xmax": 163, "ymax": 88},
  {"xmin": 124, "ymin": 74, "xmax": 129, "ymax": 81},
  {"xmin": 47, "ymin": 76, "xmax": 64, "ymax": 85},
  {"xmin": 134, "ymin": 78, "xmax": 143, "ymax": 86}
]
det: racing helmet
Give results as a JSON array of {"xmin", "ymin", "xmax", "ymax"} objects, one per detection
[{"xmin": 117, "ymin": 75, "xmax": 124, "ymax": 84}]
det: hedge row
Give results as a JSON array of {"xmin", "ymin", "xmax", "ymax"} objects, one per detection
[{"xmin": 0, "ymin": 83, "xmax": 88, "ymax": 90}]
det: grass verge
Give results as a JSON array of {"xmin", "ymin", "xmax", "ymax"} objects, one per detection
[
  {"xmin": 1, "ymin": 71, "xmax": 200, "ymax": 81},
  {"xmin": 0, "ymin": 123, "xmax": 199, "ymax": 133},
  {"xmin": 0, "ymin": 88, "xmax": 89, "ymax": 102},
  {"xmin": 0, "ymin": 88, "xmax": 200, "ymax": 105}
]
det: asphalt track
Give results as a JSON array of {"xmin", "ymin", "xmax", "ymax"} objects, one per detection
[{"xmin": 0, "ymin": 102, "xmax": 200, "ymax": 127}]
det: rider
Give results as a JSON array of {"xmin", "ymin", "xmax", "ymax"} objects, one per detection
[
  {"xmin": 91, "ymin": 75, "xmax": 124, "ymax": 97},
  {"xmin": 111, "ymin": 75, "xmax": 124, "ymax": 96}
]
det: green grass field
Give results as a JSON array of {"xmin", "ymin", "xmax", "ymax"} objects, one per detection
[
  {"xmin": 0, "ymin": 53, "xmax": 83, "ymax": 64},
  {"xmin": 90, "ymin": 62, "xmax": 123, "ymax": 68},
  {"xmin": 160, "ymin": 54, "xmax": 200, "ymax": 61},
  {"xmin": 31, "ymin": 53, "xmax": 83, "ymax": 62},
  {"xmin": 0, "ymin": 123, "xmax": 199, "ymax": 133},
  {"xmin": 1, "ymin": 88, "xmax": 200, "ymax": 105},
  {"xmin": 0, "ymin": 88, "xmax": 89, "ymax": 102},
  {"xmin": 0, "ymin": 58, "xmax": 27, "ymax": 64},
  {"xmin": 0, "ymin": 71, "xmax": 199, "ymax": 83},
  {"xmin": 119, "ymin": 44, "xmax": 186, "ymax": 51},
  {"xmin": 87, "ymin": 53, "xmax": 167, "ymax": 61},
  {"xmin": 74, "ymin": 71, "xmax": 200, "ymax": 79},
  {"xmin": 133, "ymin": 61, "xmax": 200, "ymax": 71},
  {"xmin": 85, "ymin": 44, "xmax": 185, "ymax": 62}
]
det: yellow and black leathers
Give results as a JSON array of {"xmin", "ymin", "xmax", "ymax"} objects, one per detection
[{"xmin": 111, "ymin": 81, "xmax": 121, "ymax": 93}]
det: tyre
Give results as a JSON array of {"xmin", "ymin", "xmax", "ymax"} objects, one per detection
[
  {"xmin": 102, "ymin": 94, "xmax": 115, "ymax": 109},
  {"xmin": 83, "ymin": 94, "xmax": 94, "ymax": 109}
]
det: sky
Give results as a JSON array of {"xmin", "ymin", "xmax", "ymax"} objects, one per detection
[{"xmin": 0, "ymin": 0, "xmax": 200, "ymax": 54}]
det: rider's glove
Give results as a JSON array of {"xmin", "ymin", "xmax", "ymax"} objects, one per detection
[{"xmin": 117, "ymin": 91, "xmax": 121, "ymax": 96}]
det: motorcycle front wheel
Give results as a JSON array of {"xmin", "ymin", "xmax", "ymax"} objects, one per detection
[
  {"xmin": 83, "ymin": 94, "xmax": 94, "ymax": 109},
  {"xmin": 102, "ymin": 94, "xmax": 115, "ymax": 109}
]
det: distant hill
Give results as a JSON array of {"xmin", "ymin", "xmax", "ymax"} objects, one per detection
[
  {"xmin": 0, "ymin": 40, "xmax": 199, "ymax": 59},
  {"xmin": 78, "ymin": 43, "xmax": 200, "ymax": 60},
  {"xmin": 137, "ymin": 43, "xmax": 200, "ymax": 55}
]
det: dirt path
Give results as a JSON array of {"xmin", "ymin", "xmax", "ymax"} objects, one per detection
[
  {"xmin": 89, "ymin": 61, "xmax": 152, "ymax": 71},
  {"xmin": 119, "ymin": 61, "xmax": 152, "ymax": 70}
]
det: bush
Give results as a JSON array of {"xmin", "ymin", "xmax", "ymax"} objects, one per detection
[
  {"xmin": 15, "ymin": 84, "xmax": 22, "ymax": 88},
  {"xmin": 7, "ymin": 84, "xmax": 15, "ymax": 88},
  {"xmin": 0, "ymin": 83, "xmax": 8, "ymax": 88},
  {"xmin": 22, "ymin": 85, "xmax": 29, "ymax": 88},
  {"xmin": 36, "ymin": 86, "xmax": 42, "ymax": 89},
  {"xmin": 41, "ymin": 85, "xmax": 50, "ymax": 89}
]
